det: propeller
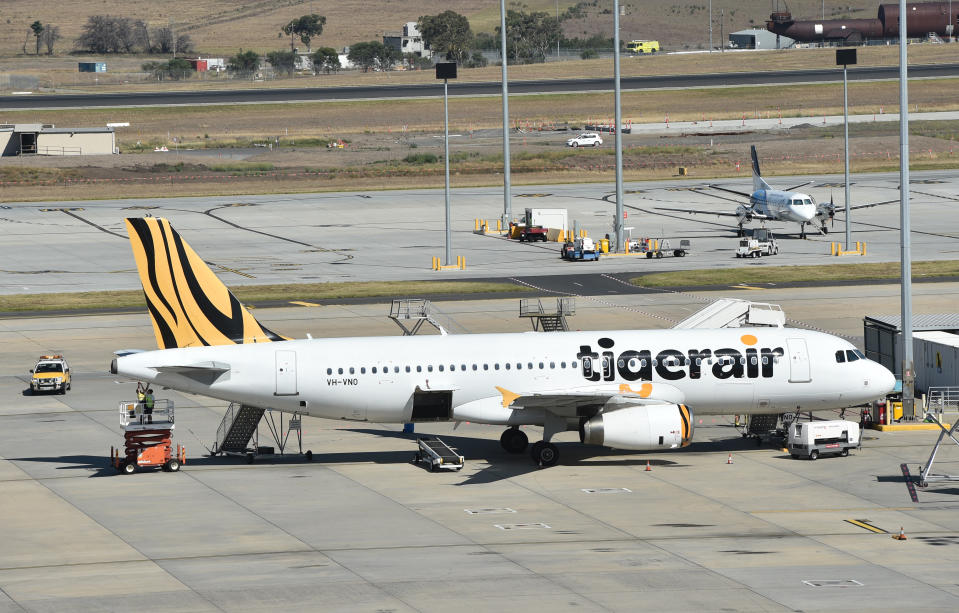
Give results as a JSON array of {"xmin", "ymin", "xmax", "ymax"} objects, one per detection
[{"xmin": 829, "ymin": 192, "xmax": 835, "ymax": 228}]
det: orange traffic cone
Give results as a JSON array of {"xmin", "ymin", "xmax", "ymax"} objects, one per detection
[
  {"xmin": 893, "ymin": 527, "xmax": 907, "ymax": 541},
  {"xmin": 645, "ymin": 460, "xmax": 652, "ymax": 472},
  {"xmin": 727, "ymin": 453, "xmax": 734, "ymax": 465}
]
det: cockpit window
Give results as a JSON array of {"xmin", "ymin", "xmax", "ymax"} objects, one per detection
[
  {"xmin": 835, "ymin": 350, "xmax": 846, "ymax": 363},
  {"xmin": 803, "ymin": 198, "xmax": 812, "ymax": 205},
  {"xmin": 853, "ymin": 349, "xmax": 866, "ymax": 359},
  {"xmin": 845, "ymin": 349, "xmax": 860, "ymax": 362}
]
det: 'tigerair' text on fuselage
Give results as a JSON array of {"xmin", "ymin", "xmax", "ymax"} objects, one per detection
[{"xmin": 576, "ymin": 336, "xmax": 783, "ymax": 382}]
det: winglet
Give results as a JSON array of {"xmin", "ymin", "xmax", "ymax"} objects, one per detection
[{"xmin": 125, "ymin": 217, "xmax": 285, "ymax": 349}]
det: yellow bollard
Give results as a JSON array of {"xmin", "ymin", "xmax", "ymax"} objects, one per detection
[
  {"xmin": 496, "ymin": 219, "xmax": 502, "ymax": 231},
  {"xmin": 474, "ymin": 219, "xmax": 480, "ymax": 231},
  {"xmin": 861, "ymin": 242, "xmax": 867, "ymax": 256}
]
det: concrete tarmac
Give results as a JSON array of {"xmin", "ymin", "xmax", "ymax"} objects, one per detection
[
  {"xmin": 2, "ymin": 169, "xmax": 959, "ymax": 294},
  {"xmin": 2, "ymin": 287, "xmax": 959, "ymax": 611}
]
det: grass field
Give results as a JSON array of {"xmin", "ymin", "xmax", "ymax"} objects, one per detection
[
  {"xmin": 0, "ymin": 280, "xmax": 530, "ymax": 314},
  {"xmin": 632, "ymin": 261, "xmax": 959, "ymax": 288},
  {"xmin": 0, "ymin": 1, "xmax": 883, "ymax": 58}
]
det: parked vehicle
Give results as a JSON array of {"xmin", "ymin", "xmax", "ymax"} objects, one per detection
[
  {"xmin": 561, "ymin": 237, "xmax": 600, "ymax": 261},
  {"xmin": 635, "ymin": 238, "xmax": 691, "ymax": 258},
  {"xmin": 566, "ymin": 132, "xmax": 603, "ymax": 148},
  {"xmin": 736, "ymin": 229, "xmax": 778, "ymax": 258},
  {"xmin": 626, "ymin": 40, "xmax": 660, "ymax": 54},
  {"xmin": 787, "ymin": 420, "xmax": 860, "ymax": 460},
  {"xmin": 30, "ymin": 354, "xmax": 71, "ymax": 394}
]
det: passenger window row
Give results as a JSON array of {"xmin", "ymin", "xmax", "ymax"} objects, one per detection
[{"xmin": 326, "ymin": 361, "xmax": 579, "ymax": 376}]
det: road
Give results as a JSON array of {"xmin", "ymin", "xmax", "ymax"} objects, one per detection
[{"xmin": 1, "ymin": 63, "xmax": 956, "ymax": 110}]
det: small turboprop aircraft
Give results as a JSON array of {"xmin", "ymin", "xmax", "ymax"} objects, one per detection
[
  {"xmin": 657, "ymin": 145, "xmax": 895, "ymax": 238},
  {"xmin": 111, "ymin": 217, "xmax": 896, "ymax": 466}
]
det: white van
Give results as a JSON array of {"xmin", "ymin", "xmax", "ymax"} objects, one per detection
[{"xmin": 787, "ymin": 420, "xmax": 860, "ymax": 460}]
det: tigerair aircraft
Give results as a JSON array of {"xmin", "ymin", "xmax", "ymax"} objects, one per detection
[
  {"xmin": 111, "ymin": 217, "xmax": 896, "ymax": 466},
  {"xmin": 656, "ymin": 145, "xmax": 896, "ymax": 239}
]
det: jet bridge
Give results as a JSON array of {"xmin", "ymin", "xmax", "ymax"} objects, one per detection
[{"xmin": 673, "ymin": 298, "xmax": 785, "ymax": 329}]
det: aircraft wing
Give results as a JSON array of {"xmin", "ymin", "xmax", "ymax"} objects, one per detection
[
  {"xmin": 849, "ymin": 198, "xmax": 899, "ymax": 211},
  {"xmin": 783, "ymin": 180, "xmax": 814, "ymax": 191},
  {"xmin": 707, "ymin": 184, "xmax": 753, "ymax": 198},
  {"xmin": 498, "ymin": 382, "xmax": 685, "ymax": 417},
  {"xmin": 655, "ymin": 206, "xmax": 769, "ymax": 220}
]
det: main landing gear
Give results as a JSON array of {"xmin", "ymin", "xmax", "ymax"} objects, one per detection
[
  {"xmin": 799, "ymin": 222, "xmax": 807, "ymax": 239},
  {"xmin": 500, "ymin": 413, "xmax": 565, "ymax": 468}
]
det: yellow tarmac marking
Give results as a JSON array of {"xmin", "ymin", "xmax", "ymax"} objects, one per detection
[
  {"xmin": 730, "ymin": 284, "xmax": 766, "ymax": 290},
  {"xmin": 290, "ymin": 301, "xmax": 322, "ymax": 307},
  {"xmin": 845, "ymin": 519, "xmax": 888, "ymax": 534}
]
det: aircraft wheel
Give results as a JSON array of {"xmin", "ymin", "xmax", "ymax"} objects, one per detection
[
  {"xmin": 500, "ymin": 428, "xmax": 528, "ymax": 454},
  {"xmin": 305, "ymin": 450, "xmax": 313, "ymax": 461},
  {"xmin": 531, "ymin": 441, "xmax": 558, "ymax": 467},
  {"xmin": 822, "ymin": 226, "xmax": 829, "ymax": 234}
]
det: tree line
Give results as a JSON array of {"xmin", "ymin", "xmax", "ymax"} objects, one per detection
[{"xmin": 28, "ymin": 8, "xmax": 606, "ymax": 78}]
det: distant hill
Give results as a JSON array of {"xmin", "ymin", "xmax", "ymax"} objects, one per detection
[{"xmin": 0, "ymin": 0, "xmax": 881, "ymax": 57}]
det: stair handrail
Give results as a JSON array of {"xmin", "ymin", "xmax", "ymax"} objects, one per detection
[{"xmin": 215, "ymin": 403, "xmax": 239, "ymax": 453}]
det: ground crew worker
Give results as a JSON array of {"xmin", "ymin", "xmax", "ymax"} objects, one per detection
[
  {"xmin": 134, "ymin": 382, "xmax": 146, "ymax": 419},
  {"xmin": 144, "ymin": 388, "xmax": 155, "ymax": 424}
]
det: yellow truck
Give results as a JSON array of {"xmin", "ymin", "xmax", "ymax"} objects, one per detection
[
  {"xmin": 30, "ymin": 355, "xmax": 71, "ymax": 394},
  {"xmin": 626, "ymin": 40, "xmax": 660, "ymax": 54}
]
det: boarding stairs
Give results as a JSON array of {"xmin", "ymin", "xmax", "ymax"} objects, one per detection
[
  {"xmin": 673, "ymin": 298, "xmax": 785, "ymax": 329},
  {"xmin": 520, "ymin": 297, "xmax": 575, "ymax": 332},
  {"xmin": 213, "ymin": 403, "xmax": 264, "ymax": 455}
]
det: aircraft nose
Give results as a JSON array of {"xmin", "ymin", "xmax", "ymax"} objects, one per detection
[
  {"xmin": 794, "ymin": 204, "xmax": 816, "ymax": 221},
  {"xmin": 873, "ymin": 362, "xmax": 897, "ymax": 395}
]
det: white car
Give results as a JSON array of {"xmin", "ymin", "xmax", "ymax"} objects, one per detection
[{"xmin": 566, "ymin": 132, "xmax": 603, "ymax": 148}]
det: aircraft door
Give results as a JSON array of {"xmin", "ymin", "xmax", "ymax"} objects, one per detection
[
  {"xmin": 275, "ymin": 350, "xmax": 298, "ymax": 395},
  {"xmin": 786, "ymin": 338, "xmax": 811, "ymax": 383}
]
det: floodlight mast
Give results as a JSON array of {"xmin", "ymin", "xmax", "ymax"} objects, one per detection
[{"xmin": 898, "ymin": 0, "xmax": 915, "ymax": 418}]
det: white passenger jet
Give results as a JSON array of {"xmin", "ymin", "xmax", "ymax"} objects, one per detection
[
  {"xmin": 657, "ymin": 145, "xmax": 894, "ymax": 239},
  {"xmin": 111, "ymin": 218, "xmax": 896, "ymax": 466}
]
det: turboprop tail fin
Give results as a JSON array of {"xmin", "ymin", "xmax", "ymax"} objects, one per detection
[
  {"xmin": 124, "ymin": 217, "xmax": 285, "ymax": 349},
  {"xmin": 751, "ymin": 145, "xmax": 771, "ymax": 192}
]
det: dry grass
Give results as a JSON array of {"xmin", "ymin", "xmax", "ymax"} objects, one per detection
[
  {"xmin": 0, "ymin": 280, "xmax": 529, "ymax": 313},
  {"xmin": 633, "ymin": 261, "xmax": 959, "ymax": 288}
]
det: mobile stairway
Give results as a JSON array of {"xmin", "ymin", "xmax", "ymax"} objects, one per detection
[
  {"xmin": 212, "ymin": 403, "xmax": 311, "ymax": 462},
  {"xmin": 673, "ymin": 298, "xmax": 785, "ymax": 329}
]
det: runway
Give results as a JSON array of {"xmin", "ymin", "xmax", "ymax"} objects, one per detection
[
  {"xmin": 0, "ymin": 63, "xmax": 956, "ymax": 110},
  {"xmin": 2, "ymin": 289, "xmax": 959, "ymax": 611},
  {"xmin": 2, "ymin": 169, "xmax": 958, "ymax": 295}
]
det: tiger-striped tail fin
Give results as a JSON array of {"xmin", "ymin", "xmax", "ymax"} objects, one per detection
[{"xmin": 125, "ymin": 217, "xmax": 285, "ymax": 349}]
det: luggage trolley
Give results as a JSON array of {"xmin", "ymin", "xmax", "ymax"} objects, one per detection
[{"xmin": 413, "ymin": 437, "xmax": 464, "ymax": 472}]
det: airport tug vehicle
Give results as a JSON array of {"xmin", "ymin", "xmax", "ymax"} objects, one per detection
[
  {"xmin": 111, "ymin": 398, "xmax": 185, "ymax": 474},
  {"xmin": 29, "ymin": 354, "xmax": 71, "ymax": 394}
]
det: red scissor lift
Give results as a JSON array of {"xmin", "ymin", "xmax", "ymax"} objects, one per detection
[{"xmin": 111, "ymin": 399, "xmax": 185, "ymax": 474}]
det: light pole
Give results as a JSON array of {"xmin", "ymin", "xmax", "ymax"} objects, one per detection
[
  {"xmin": 836, "ymin": 48, "xmax": 856, "ymax": 251},
  {"xmin": 436, "ymin": 62, "xmax": 457, "ymax": 265},
  {"xmin": 613, "ymin": 0, "xmax": 624, "ymax": 252},
  {"xmin": 709, "ymin": 0, "xmax": 713, "ymax": 51},
  {"xmin": 898, "ymin": 0, "xmax": 915, "ymax": 418},
  {"xmin": 499, "ymin": 0, "xmax": 512, "ymax": 226}
]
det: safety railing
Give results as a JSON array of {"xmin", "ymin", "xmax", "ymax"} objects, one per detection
[
  {"xmin": 927, "ymin": 387, "xmax": 959, "ymax": 422},
  {"xmin": 119, "ymin": 399, "xmax": 174, "ymax": 427}
]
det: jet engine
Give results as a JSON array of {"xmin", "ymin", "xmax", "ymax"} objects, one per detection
[
  {"xmin": 580, "ymin": 404, "xmax": 693, "ymax": 450},
  {"xmin": 735, "ymin": 204, "xmax": 751, "ymax": 225}
]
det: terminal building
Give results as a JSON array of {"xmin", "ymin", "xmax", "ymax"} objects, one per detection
[{"xmin": 0, "ymin": 124, "xmax": 116, "ymax": 156}]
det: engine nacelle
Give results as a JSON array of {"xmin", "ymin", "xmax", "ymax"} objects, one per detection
[{"xmin": 580, "ymin": 404, "xmax": 693, "ymax": 450}]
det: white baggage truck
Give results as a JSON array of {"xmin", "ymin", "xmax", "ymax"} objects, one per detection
[{"xmin": 787, "ymin": 420, "xmax": 860, "ymax": 460}]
